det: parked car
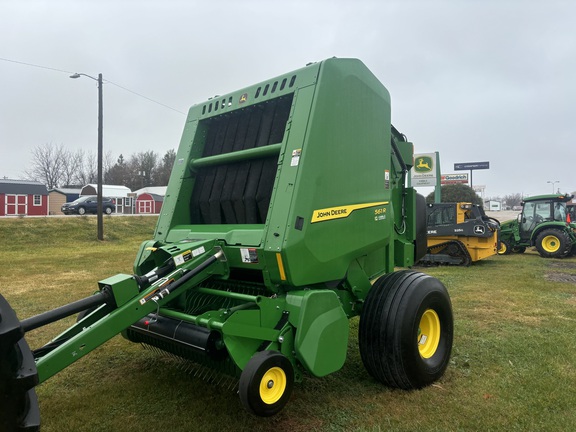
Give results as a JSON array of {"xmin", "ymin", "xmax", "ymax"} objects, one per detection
[{"xmin": 61, "ymin": 196, "xmax": 115, "ymax": 215}]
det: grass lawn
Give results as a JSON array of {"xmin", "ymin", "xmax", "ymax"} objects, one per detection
[{"xmin": 1, "ymin": 216, "xmax": 575, "ymax": 431}]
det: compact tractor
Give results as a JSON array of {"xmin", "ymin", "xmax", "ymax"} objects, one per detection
[
  {"xmin": 419, "ymin": 202, "xmax": 500, "ymax": 266},
  {"xmin": 0, "ymin": 58, "xmax": 453, "ymax": 430},
  {"xmin": 498, "ymin": 194, "xmax": 576, "ymax": 258}
]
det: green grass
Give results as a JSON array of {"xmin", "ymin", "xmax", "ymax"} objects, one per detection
[{"xmin": 1, "ymin": 217, "xmax": 576, "ymax": 431}]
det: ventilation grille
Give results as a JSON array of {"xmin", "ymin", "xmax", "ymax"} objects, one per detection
[{"xmin": 201, "ymin": 75, "xmax": 296, "ymax": 115}]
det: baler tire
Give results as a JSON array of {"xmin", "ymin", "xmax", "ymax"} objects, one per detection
[
  {"xmin": 535, "ymin": 229, "xmax": 572, "ymax": 258},
  {"xmin": 0, "ymin": 294, "xmax": 40, "ymax": 431},
  {"xmin": 239, "ymin": 350, "xmax": 294, "ymax": 417},
  {"xmin": 359, "ymin": 270, "xmax": 453, "ymax": 390},
  {"xmin": 497, "ymin": 239, "xmax": 511, "ymax": 255}
]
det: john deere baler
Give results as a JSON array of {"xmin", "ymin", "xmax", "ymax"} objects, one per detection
[{"xmin": 0, "ymin": 58, "xmax": 453, "ymax": 429}]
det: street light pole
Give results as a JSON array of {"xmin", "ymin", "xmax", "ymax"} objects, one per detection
[
  {"xmin": 70, "ymin": 72, "xmax": 104, "ymax": 241},
  {"xmin": 547, "ymin": 180, "xmax": 559, "ymax": 194}
]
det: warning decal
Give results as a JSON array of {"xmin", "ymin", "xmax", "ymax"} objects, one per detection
[{"xmin": 240, "ymin": 248, "xmax": 259, "ymax": 264}]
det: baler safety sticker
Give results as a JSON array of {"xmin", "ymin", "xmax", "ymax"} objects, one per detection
[
  {"xmin": 240, "ymin": 248, "xmax": 259, "ymax": 264},
  {"xmin": 192, "ymin": 246, "xmax": 206, "ymax": 257},
  {"xmin": 311, "ymin": 201, "xmax": 389, "ymax": 223},
  {"xmin": 290, "ymin": 149, "xmax": 302, "ymax": 167},
  {"xmin": 173, "ymin": 250, "xmax": 192, "ymax": 266}
]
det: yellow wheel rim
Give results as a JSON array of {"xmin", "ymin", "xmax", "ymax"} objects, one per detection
[
  {"xmin": 418, "ymin": 309, "xmax": 441, "ymax": 359},
  {"xmin": 259, "ymin": 367, "xmax": 286, "ymax": 405},
  {"xmin": 541, "ymin": 235, "xmax": 560, "ymax": 253},
  {"xmin": 498, "ymin": 243, "xmax": 507, "ymax": 255}
]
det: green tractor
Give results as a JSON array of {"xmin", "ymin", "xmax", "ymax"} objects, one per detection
[
  {"xmin": 0, "ymin": 58, "xmax": 454, "ymax": 430},
  {"xmin": 498, "ymin": 194, "xmax": 576, "ymax": 258}
]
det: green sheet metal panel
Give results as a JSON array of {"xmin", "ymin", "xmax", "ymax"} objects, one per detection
[
  {"xmin": 147, "ymin": 58, "xmax": 410, "ymax": 290},
  {"xmin": 263, "ymin": 58, "xmax": 396, "ymax": 286}
]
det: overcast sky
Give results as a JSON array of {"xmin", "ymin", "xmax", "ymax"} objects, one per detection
[{"xmin": 1, "ymin": 0, "xmax": 575, "ymax": 199}]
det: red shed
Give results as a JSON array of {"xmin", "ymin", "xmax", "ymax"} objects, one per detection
[
  {"xmin": 135, "ymin": 192, "xmax": 164, "ymax": 214},
  {"xmin": 0, "ymin": 179, "xmax": 49, "ymax": 216}
]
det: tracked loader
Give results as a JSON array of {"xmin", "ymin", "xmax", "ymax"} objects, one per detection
[
  {"xmin": 0, "ymin": 58, "xmax": 453, "ymax": 429},
  {"xmin": 418, "ymin": 202, "xmax": 500, "ymax": 266}
]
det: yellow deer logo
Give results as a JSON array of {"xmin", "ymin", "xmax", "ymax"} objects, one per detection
[{"xmin": 416, "ymin": 158, "xmax": 431, "ymax": 170}]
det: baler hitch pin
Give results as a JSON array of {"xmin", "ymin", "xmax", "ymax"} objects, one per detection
[{"xmin": 147, "ymin": 298, "xmax": 160, "ymax": 324}]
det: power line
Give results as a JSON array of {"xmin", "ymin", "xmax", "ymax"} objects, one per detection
[
  {"xmin": 0, "ymin": 56, "xmax": 186, "ymax": 115},
  {"xmin": 105, "ymin": 80, "xmax": 186, "ymax": 115},
  {"xmin": 0, "ymin": 56, "xmax": 74, "ymax": 74}
]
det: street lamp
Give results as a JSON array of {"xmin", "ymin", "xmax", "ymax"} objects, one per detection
[
  {"xmin": 70, "ymin": 72, "xmax": 104, "ymax": 241},
  {"xmin": 547, "ymin": 180, "xmax": 559, "ymax": 194}
]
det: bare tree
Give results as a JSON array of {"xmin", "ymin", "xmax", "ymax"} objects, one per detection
[
  {"xmin": 75, "ymin": 151, "xmax": 97, "ymax": 186},
  {"xmin": 156, "ymin": 149, "xmax": 176, "ymax": 186},
  {"xmin": 503, "ymin": 193, "xmax": 523, "ymax": 209},
  {"xmin": 125, "ymin": 151, "xmax": 159, "ymax": 190},
  {"xmin": 60, "ymin": 149, "xmax": 84, "ymax": 187},
  {"xmin": 25, "ymin": 143, "xmax": 66, "ymax": 188}
]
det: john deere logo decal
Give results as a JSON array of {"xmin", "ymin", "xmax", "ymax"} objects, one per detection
[
  {"xmin": 414, "ymin": 156, "xmax": 433, "ymax": 173},
  {"xmin": 239, "ymin": 93, "xmax": 248, "ymax": 104}
]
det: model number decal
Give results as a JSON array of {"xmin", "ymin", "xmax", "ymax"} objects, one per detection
[{"xmin": 311, "ymin": 202, "xmax": 389, "ymax": 223}]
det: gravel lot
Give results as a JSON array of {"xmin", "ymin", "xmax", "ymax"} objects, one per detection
[{"xmin": 485, "ymin": 210, "xmax": 519, "ymax": 223}]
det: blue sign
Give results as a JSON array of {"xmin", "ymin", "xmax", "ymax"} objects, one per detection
[{"xmin": 454, "ymin": 161, "xmax": 489, "ymax": 170}]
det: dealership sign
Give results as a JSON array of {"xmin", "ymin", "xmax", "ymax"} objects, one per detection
[
  {"xmin": 441, "ymin": 173, "xmax": 468, "ymax": 185},
  {"xmin": 454, "ymin": 161, "xmax": 490, "ymax": 170},
  {"xmin": 411, "ymin": 153, "xmax": 438, "ymax": 187}
]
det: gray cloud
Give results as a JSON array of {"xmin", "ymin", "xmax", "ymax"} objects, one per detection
[{"xmin": 1, "ymin": 0, "xmax": 575, "ymax": 198}]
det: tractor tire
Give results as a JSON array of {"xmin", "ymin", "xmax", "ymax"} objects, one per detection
[
  {"xmin": 359, "ymin": 270, "xmax": 453, "ymax": 389},
  {"xmin": 535, "ymin": 229, "xmax": 572, "ymax": 258},
  {"xmin": 497, "ymin": 239, "xmax": 511, "ymax": 255},
  {"xmin": 511, "ymin": 246, "xmax": 526, "ymax": 254},
  {"xmin": 0, "ymin": 295, "xmax": 40, "ymax": 431},
  {"xmin": 239, "ymin": 350, "xmax": 294, "ymax": 417}
]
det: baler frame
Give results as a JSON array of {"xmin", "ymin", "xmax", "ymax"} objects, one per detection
[{"xmin": 1, "ymin": 58, "xmax": 454, "ymax": 429}]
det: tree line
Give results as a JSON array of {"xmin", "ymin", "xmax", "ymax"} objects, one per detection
[{"xmin": 25, "ymin": 143, "xmax": 176, "ymax": 191}]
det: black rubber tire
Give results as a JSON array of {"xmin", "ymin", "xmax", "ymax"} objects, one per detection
[
  {"xmin": 0, "ymin": 295, "xmax": 40, "ymax": 431},
  {"xmin": 498, "ymin": 239, "xmax": 511, "ymax": 255},
  {"xmin": 511, "ymin": 246, "xmax": 526, "ymax": 254},
  {"xmin": 78, "ymin": 206, "xmax": 86, "ymax": 215},
  {"xmin": 239, "ymin": 351, "xmax": 294, "ymax": 417},
  {"xmin": 104, "ymin": 207, "xmax": 112, "ymax": 215},
  {"xmin": 535, "ymin": 228, "xmax": 572, "ymax": 258},
  {"xmin": 359, "ymin": 270, "xmax": 453, "ymax": 389}
]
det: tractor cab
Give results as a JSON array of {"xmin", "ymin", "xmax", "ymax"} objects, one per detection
[
  {"xmin": 499, "ymin": 194, "xmax": 576, "ymax": 258},
  {"xmin": 518, "ymin": 195, "xmax": 571, "ymax": 240}
]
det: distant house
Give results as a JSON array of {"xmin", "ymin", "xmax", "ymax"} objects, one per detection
[
  {"xmin": 48, "ymin": 188, "xmax": 82, "ymax": 215},
  {"xmin": 485, "ymin": 200, "xmax": 502, "ymax": 211},
  {"xmin": 0, "ymin": 179, "xmax": 48, "ymax": 216},
  {"xmin": 80, "ymin": 184, "xmax": 132, "ymax": 214},
  {"xmin": 133, "ymin": 187, "xmax": 166, "ymax": 214}
]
